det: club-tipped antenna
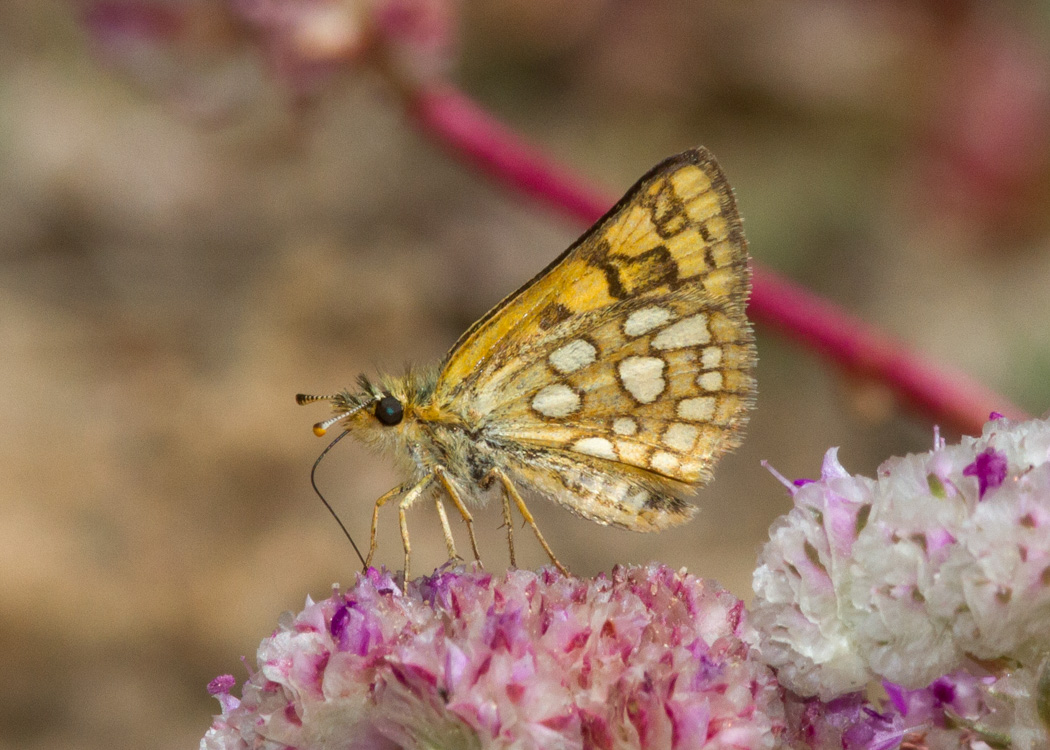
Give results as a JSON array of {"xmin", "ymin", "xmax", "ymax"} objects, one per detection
[
  {"xmin": 311, "ymin": 412, "xmax": 351, "ymax": 437},
  {"xmin": 295, "ymin": 393, "xmax": 333, "ymax": 405},
  {"xmin": 309, "ymin": 429, "xmax": 367, "ymax": 568},
  {"xmin": 296, "ymin": 393, "xmax": 372, "ymax": 436}
]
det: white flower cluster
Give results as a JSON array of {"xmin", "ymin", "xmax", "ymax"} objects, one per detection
[{"xmin": 750, "ymin": 415, "xmax": 1050, "ymax": 700}]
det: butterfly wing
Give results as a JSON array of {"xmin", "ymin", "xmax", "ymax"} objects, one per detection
[{"xmin": 433, "ymin": 147, "xmax": 755, "ymax": 527}]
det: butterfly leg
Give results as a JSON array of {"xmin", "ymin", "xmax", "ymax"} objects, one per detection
[
  {"xmin": 490, "ymin": 468, "xmax": 568, "ymax": 576},
  {"xmin": 365, "ymin": 483, "xmax": 406, "ymax": 570},
  {"xmin": 432, "ymin": 493, "xmax": 460, "ymax": 561},
  {"xmin": 434, "ymin": 466, "xmax": 482, "ymax": 565},
  {"xmin": 500, "ymin": 487, "xmax": 516, "ymax": 568},
  {"xmin": 396, "ymin": 473, "xmax": 436, "ymax": 589}
]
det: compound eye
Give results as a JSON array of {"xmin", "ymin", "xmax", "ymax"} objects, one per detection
[{"xmin": 374, "ymin": 394, "xmax": 404, "ymax": 426}]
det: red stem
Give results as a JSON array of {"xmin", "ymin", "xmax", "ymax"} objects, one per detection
[
  {"xmin": 407, "ymin": 85, "xmax": 1030, "ymax": 436},
  {"xmin": 748, "ymin": 272, "xmax": 1027, "ymax": 435}
]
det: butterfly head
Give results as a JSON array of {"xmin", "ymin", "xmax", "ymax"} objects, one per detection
[{"xmin": 296, "ymin": 374, "xmax": 410, "ymax": 438}]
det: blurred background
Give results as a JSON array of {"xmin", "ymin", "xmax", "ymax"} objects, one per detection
[{"xmin": 2, "ymin": 1, "xmax": 1050, "ymax": 747}]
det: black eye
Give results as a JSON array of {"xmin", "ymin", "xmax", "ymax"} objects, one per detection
[{"xmin": 374, "ymin": 395, "xmax": 403, "ymax": 426}]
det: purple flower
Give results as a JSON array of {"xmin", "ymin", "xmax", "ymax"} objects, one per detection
[
  {"xmin": 783, "ymin": 692, "xmax": 909, "ymax": 750},
  {"xmin": 207, "ymin": 674, "xmax": 236, "ymax": 695},
  {"xmin": 202, "ymin": 564, "xmax": 786, "ymax": 749},
  {"xmin": 206, "ymin": 675, "xmax": 240, "ymax": 716},
  {"xmin": 962, "ymin": 447, "xmax": 1009, "ymax": 498},
  {"xmin": 784, "ymin": 669, "xmax": 1041, "ymax": 750}
]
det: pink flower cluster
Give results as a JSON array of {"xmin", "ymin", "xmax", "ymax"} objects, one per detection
[{"xmin": 202, "ymin": 564, "xmax": 786, "ymax": 750}]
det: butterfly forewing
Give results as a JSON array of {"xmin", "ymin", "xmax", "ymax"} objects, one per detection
[{"xmin": 434, "ymin": 147, "xmax": 755, "ymax": 490}]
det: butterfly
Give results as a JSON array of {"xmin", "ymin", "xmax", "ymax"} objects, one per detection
[{"xmin": 297, "ymin": 146, "xmax": 755, "ymax": 582}]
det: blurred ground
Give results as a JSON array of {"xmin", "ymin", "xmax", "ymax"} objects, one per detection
[{"xmin": 2, "ymin": 1, "xmax": 1050, "ymax": 748}]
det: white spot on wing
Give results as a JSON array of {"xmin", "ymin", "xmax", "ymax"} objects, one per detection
[
  {"xmin": 531, "ymin": 384, "xmax": 581, "ymax": 417},
  {"xmin": 573, "ymin": 437, "xmax": 618, "ymax": 461},
  {"xmin": 652, "ymin": 313, "xmax": 710, "ymax": 350},
  {"xmin": 618, "ymin": 356, "xmax": 666, "ymax": 404},
  {"xmin": 663, "ymin": 423, "xmax": 699, "ymax": 452},
  {"xmin": 651, "ymin": 451, "xmax": 680, "ymax": 475},
  {"xmin": 549, "ymin": 339, "xmax": 597, "ymax": 374},
  {"xmin": 678, "ymin": 396, "xmax": 715, "ymax": 421},
  {"xmin": 625, "ymin": 487, "xmax": 650, "ymax": 509},
  {"xmin": 612, "ymin": 417, "xmax": 638, "ymax": 436},
  {"xmin": 617, "ymin": 441, "xmax": 649, "ymax": 466},
  {"xmin": 603, "ymin": 479, "xmax": 629, "ymax": 503},
  {"xmin": 624, "ymin": 306, "xmax": 672, "ymax": 337},
  {"xmin": 701, "ymin": 346, "xmax": 722, "ymax": 369},
  {"xmin": 697, "ymin": 371, "xmax": 723, "ymax": 391}
]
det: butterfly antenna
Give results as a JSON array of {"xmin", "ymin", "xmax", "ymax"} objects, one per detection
[
  {"xmin": 310, "ymin": 428, "xmax": 367, "ymax": 567},
  {"xmin": 297, "ymin": 392, "xmax": 374, "ymax": 436}
]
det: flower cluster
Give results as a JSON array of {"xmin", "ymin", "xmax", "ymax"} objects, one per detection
[
  {"xmin": 202, "ymin": 564, "xmax": 787, "ymax": 750},
  {"xmin": 749, "ymin": 415, "xmax": 1050, "ymax": 701},
  {"xmin": 80, "ymin": 0, "xmax": 456, "ymax": 109},
  {"xmin": 202, "ymin": 417, "xmax": 1050, "ymax": 748},
  {"xmin": 233, "ymin": 0, "xmax": 457, "ymax": 93}
]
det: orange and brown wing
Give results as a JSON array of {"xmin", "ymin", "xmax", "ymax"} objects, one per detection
[{"xmin": 433, "ymin": 147, "xmax": 754, "ymax": 487}]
